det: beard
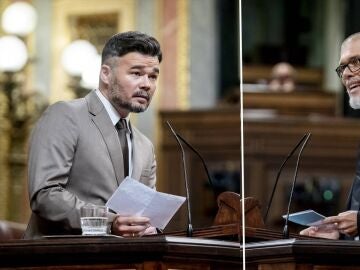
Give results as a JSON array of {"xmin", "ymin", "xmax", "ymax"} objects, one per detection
[
  {"xmin": 349, "ymin": 94, "xmax": 360, "ymax": 110},
  {"xmin": 108, "ymin": 83, "xmax": 151, "ymax": 113},
  {"xmin": 111, "ymin": 89, "xmax": 149, "ymax": 113}
]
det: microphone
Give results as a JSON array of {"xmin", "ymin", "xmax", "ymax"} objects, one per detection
[
  {"xmin": 283, "ymin": 132, "xmax": 311, "ymax": 239},
  {"xmin": 166, "ymin": 121, "xmax": 193, "ymax": 237},
  {"xmin": 172, "ymin": 131, "xmax": 214, "ymax": 188},
  {"xmin": 263, "ymin": 134, "xmax": 308, "ymax": 224}
]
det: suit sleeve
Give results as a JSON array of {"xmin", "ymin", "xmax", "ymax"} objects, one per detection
[
  {"xmin": 148, "ymin": 143, "xmax": 157, "ymax": 189},
  {"xmin": 136, "ymin": 133, "xmax": 157, "ymax": 190},
  {"xmin": 28, "ymin": 102, "xmax": 83, "ymax": 230}
]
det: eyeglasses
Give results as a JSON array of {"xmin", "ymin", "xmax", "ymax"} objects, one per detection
[{"xmin": 335, "ymin": 57, "xmax": 360, "ymax": 78}]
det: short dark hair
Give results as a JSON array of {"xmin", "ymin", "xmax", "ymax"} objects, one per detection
[{"xmin": 101, "ymin": 31, "xmax": 162, "ymax": 64}]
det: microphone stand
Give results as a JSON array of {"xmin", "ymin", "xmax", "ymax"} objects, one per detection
[
  {"xmin": 174, "ymin": 132, "xmax": 214, "ymax": 188},
  {"xmin": 283, "ymin": 133, "xmax": 311, "ymax": 239},
  {"xmin": 166, "ymin": 121, "xmax": 193, "ymax": 237},
  {"xmin": 263, "ymin": 134, "xmax": 307, "ymax": 224}
]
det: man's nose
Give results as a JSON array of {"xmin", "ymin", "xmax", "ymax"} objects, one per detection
[
  {"xmin": 140, "ymin": 75, "xmax": 151, "ymax": 89},
  {"xmin": 342, "ymin": 65, "xmax": 356, "ymax": 80}
]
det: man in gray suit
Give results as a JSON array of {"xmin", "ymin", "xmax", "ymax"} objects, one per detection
[{"xmin": 24, "ymin": 31, "xmax": 162, "ymax": 239}]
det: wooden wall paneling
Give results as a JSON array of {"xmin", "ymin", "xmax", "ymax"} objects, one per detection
[
  {"xmin": 244, "ymin": 116, "xmax": 360, "ymax": 230},
  {"xmin": 243, "ymin": 91, "xmax": 338, "ymax": 116},
  {"xmin": 158, "ymin": 104, "xmax": 360, "ymax": 235}
]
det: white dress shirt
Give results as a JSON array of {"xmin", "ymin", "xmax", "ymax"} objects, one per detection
[{"xmin": 95, "ymin": 89, "xmax": 133, "ymax": 176}]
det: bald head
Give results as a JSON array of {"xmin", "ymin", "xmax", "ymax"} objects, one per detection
[
  {"xmin": 342, "ymin": 32, "xmax": 360, "ymax": 52},
  {"xmin": 339, "ymin": 32, "xmax": 360, "ymax": 67},
  {"xmin": 271, "ymin": 62, "xmax": 296, "ymax": 79}
]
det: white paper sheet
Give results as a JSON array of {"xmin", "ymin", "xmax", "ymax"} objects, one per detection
[{"xmin": 106, "ymin": 177, "xmax": 186, "ymax": 229}]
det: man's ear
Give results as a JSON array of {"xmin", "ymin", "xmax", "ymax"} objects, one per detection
[{"xmin": 100, "ymin": 64, "xmax": 111, "ymax": 85}]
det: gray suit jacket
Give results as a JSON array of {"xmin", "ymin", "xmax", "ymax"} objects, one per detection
[{"xmin": 24, "ymin": 91, "xmax": 156, "ymax": 239}]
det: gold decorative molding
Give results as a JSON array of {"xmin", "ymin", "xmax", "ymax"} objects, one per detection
[
  {"xmin": 0, "ymin": 1, "xmax": 8, "ymax": 36},
  {"xmin": 51, "ymin": 0, "xmax": 136, "ymax": 103},
  {"xmin": 176, "ymin": 0, "xmax": 190, "ymax": 109},
  {"xmin": 0, "ymin": 71, "xmax": 48, "ymax": 222},
  {"xmin": 0, "ymin": 0, "xmax": 12, "ymax": 221},
  {"xmin": 153, "ymin": 0, "xmax": 163, "ymax": 108},
  {"xmin": 0, "ymin": 90, "xmax": 10, "ymax": 219},
  {"xmin": 0, "ymin": 0, "xmax": 40, "ymax": 222}
]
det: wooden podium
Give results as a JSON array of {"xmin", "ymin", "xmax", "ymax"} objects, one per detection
[
  {"xmin": 0, "ymin": 236, "xmax": 242, "ymax": 269},
  {"xmin": 210, "ymin": 192, "xmax": 360, "ymax": 269},
  {"xmin": 2, "ymin": 192, "xmax": 360, "ymax": 269},
  {"xmin": 2, "ymin": 236, "xmax": 360, "ymax": 269}
]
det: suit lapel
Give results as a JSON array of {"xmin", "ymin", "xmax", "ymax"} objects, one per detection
[
  {"xmin": 86, "ymin": 91, "xmax": 124, "ymax": 185},
  {"xmin": 131, "ymin": 130, "xmax": 142, "ymax": 180}
]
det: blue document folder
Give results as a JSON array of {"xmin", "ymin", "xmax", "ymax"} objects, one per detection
[{"xmin": 282, "ymin": 209, "xmax": 325, "ymax": 226}]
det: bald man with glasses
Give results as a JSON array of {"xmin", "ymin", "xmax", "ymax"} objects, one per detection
[{"xmin": 301, "ymin": 33, "xmax": 360, "ymax": 240}]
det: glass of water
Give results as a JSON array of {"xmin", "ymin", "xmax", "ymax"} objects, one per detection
[{"xmin": 80, "ymin": 205, "xmax": 108, "ymax": 236}]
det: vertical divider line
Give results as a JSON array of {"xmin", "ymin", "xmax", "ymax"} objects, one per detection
[{"xmin": 238, "ymin": 0, "xmax": 245, "ymax": 269}]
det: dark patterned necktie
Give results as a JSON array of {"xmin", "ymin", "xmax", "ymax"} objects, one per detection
[{"xmin": 115, "ymin": 119, "xmax": 129, "ymax": 176}]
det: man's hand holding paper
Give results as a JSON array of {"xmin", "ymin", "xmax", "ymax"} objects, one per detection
[
  {"xmin": 111, "ymin": 215, "xmax": 156, "ymax": 237},
  {"xmin": 300, "ymin": 225, "xmax": 340, "ymax": 239},
  {"xmin": 300, "ymin": 210, "xmax": 358, "ymax": 239},
  {"xmin": 106, "ymin": 177, "xmax": 186, "ymax": 237},
  {"xmin": 322, "ymin": 210, "xmax": 358, "ymax": 236}
]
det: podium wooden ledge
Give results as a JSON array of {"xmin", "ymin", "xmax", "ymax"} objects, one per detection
[
  {"xmin": 245, "ymin": 238, "xmax": 360, "ymax": 269},
  {"xmin": 0, "ymin": 236, "xmax": 241, "ymax": 269},
  {"xmin": 2, "ymin": 236, "xmax": 360, "ymax": 269}
]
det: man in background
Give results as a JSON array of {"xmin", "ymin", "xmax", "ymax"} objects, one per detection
[
  {"xmin": 301, "ymin": 32, "xmax": 360, "ymax": 239},
  {"xmin": 268, "ymin": 62, "xmax": 297, "ymax": 92},
  {"xmin": 24, "ymin": 31, "xmax": 162, "ymax": 239}
]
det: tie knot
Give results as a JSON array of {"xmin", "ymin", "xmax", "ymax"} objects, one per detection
[{"xmin": 116, "ymin": 119, "xmax": 127, "ymax": 130}]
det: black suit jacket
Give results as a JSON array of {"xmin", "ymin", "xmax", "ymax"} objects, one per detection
[{"xmin": 343, "ymin": 146, "xmax": 360, "ymax": 239}]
